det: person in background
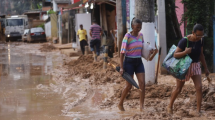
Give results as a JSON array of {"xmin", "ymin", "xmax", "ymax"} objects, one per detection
[
  {"xmin": 89, "ymin": 20, "xmax": 103, "ymax": 61},
  {"xmin": 77, "ymin": 24, "xmax": 88, "ymax": 55}
]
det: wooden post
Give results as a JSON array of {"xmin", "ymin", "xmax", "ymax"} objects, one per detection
[
  {"xmin": 116, "ymin": 0, "xmax": 127, "ymax": 56},
  {"xmin": 103, "ymin": 46, "xmax": 108, "ymax": 69}
]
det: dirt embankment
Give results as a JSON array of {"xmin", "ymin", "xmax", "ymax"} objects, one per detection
[
  {"xmin": 39, "ymin": 43, "xmax": 56, "ymax": 52},
  {"xmin": 67, "ymin": 54, "xmax": 215, "ymax": 119}
]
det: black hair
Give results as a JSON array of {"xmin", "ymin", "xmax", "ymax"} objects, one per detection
[
  {"xmin": 92, "ymin": 19, "xmax": 97, "ymax": 23},
  {"xmin": 131, "ymin": 17, "xmax": 142, "ymax": 29},
  {"xmin": 193, "ymin": 24, "xmax": 204, "ymax": 32},
  {"xmin": 80, "ymin": 24, "xmax": 83, "ymax": 26}
]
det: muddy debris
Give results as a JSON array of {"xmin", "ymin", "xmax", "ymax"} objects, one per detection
[
  {"xmin": 66, "ymin": 54, "xmax": 215, "ymax": 119},
  {"xmin": 39, "ymin": 43, "xmax": 56, "ymax": 52}
]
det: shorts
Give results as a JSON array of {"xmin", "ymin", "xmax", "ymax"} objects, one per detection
[
  {"xmin": 183, "ymin": 62, "xmax": 201, "ymax": 81},
  {"xmin": 123, "ymin": 57, "xmax": 145, "ymax": 76}
]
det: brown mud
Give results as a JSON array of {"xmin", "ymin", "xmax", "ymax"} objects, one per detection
[
  {"xmin": 39, "ymin": 43, "xmax": 56, "ymax": 52},
  {"xmin": 66, "ymin": 54, "xmax": 215, "ymax": 119}
]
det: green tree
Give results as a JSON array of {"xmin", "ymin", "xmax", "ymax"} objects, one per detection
[{"xmin": 181, "ymin": 0, "xmax": 214, "ymax": 37}]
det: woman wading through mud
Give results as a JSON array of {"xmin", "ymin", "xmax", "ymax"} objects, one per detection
[
  {"xmin": 118, "ymin": 18, "xmax": 146, "ymax": 111},
  {"xmin": 167, "ymin": 24, "xmax": 210, "ymax": 116}
]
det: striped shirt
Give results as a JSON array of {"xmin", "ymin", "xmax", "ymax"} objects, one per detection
[
  {"xmin": 90, "ymin": 24, "xmax": 102, "ymax": 40},
  {"xmin": 120, "ymin": 32, "xmax": 144, "ymax": 58}
]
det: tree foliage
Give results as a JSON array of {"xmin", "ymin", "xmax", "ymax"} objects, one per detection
[
  {"xmin": 8, "ymin": 0, "xmax": 44, "ymax": 15},
  {"xmin": 181, "ymin": 0, "xmax": 214, "ymax": 36}
]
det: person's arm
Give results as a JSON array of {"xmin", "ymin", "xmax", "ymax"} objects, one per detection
[
  {"xmin": 77, "ymin": 30, "xmax": 79, "ymax": 39},
  {"xmin": 149, "ymin": 43, "xmax": 158, "ymax": 61},
  {"xmin": 120, "ymin": 53, "xmax": 125, "ymax": 75},
  {"xmin": 89, "ymin": 30, "xmax": 92, "ymax": 38},
  {"xmin": 174, "ymin": 38, "xmax": 192, "ymax": 59},
  {"xmin": 85, "ymin": 30, "xmax": 88, "ymax": 41},
  {"xmin": 173, "ymin": 47, "xmax": 191, "ymax": 59},
  {"xmin": 119, "ymin": 34, "xmax": 128, "ymax": 75},
  {"xmin": 200, "ymin": 47, "xmax": 210, "ymax": 76},
  {"xmin": 100, "ymin": 29, "xmax": 103, "ymax": 36}
]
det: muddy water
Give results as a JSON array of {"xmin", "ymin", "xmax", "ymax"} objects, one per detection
[
  {"xmin": 0, "ymin": 43, "xmax": 138, "ymax": 120},
  {"xmin": 0, "ymin": 43, "xmax": 70, "ymax": 120}
]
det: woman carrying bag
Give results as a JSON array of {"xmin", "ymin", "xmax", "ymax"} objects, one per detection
[
  {"xmin": 118, "ymin": 18, "xmax": 156, "ymax": 111},
  {"xmin": 167, "ymin": 24, "xmax": 210, "ymax": 116}
]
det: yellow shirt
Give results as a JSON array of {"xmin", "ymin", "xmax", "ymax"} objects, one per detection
[{"xmin": 77, "ymin": 29, "xmax": 87, "ymax": 41}]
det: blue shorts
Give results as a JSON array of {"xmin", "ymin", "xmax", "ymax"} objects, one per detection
[{"xmin": 123, "ymin": 57, "xmax": 145, "ymax": 76}]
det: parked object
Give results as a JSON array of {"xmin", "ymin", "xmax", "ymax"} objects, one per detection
[
  {"xmin": 23, "ymin": 27, "xmax": 46, "ymax": 42},
  {"xmin": 22, "ymin": 29, "xmax": 30, "ymax": 42},
  {"xmin": 5, "ymin": 15, "xmax": 28, "ymax": 42}
]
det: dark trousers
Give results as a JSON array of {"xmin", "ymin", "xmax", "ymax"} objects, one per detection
[
  {"xmin": 90, "ymin": 39, "xmax": 101, "ymax": 56},
  {"xmin": 80, "ymin": 40, "xmax": 88, "ymax": 55}
]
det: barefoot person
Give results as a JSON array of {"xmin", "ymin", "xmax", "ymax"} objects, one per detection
[
  {"xmin": 118, "ymin": 18, "xmax": 146, "ymax": 111},
  {"xmin": 89, "ymin": 20, "xmax": 103, "ymax": 61},
  {"xmin": 167, "ymin": 24, "xmax": 210, "ymax": 116}
]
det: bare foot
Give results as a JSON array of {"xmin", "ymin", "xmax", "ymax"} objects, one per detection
[
  {"xmin": 118, "ymin": 104, "xmax": 125, "ymax": 111},
  {"xmin": 189, "ymin": 111, "xmax": 201, "ymax": 117},
  {"xmin": 93, "ymin": 57, "xmax": 97, "ymax": 62},
  {"xmin": 167, "ymin": 107, "xmax": 173, "ymax": 114}
]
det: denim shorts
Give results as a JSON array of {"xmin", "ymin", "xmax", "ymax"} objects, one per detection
[{"xmin": 123, "ymin": 57, "xmax": 145, "ymax": 76}]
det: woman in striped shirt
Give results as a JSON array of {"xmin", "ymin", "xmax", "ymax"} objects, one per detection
[
  {"xmin": 167, "ymin": 24, "xmax": 210, "ymax": 116},
  {"xmin": 118, "ymin": 18, "xmax": 146, "ymax": 111}
]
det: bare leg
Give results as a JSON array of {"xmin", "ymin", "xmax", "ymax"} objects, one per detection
[
  {"xmin": 191, "ymin": 75, "xmax": 202, "ymax": 113},
  {"xmin": 118, "ymin": 81, "xmax": 132, "ymax": 111},
  {"xmin": 136, "ymin": 73, "xmax": 145, "ymax": 111},
  {"xmin": 167, "ymin": 79, "xmax": 185, "ymax": 114}
]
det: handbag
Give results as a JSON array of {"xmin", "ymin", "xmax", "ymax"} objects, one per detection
[
  {"xmin": 162, "ymin": 37, "xmax": 192, "ymax": 80},
  {"xmin": 141, "ymin": 42, "xmax": 155, "ymax": 61}
]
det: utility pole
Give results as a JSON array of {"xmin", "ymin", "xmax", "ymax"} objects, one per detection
[
  {"xmin": 157, "ymin": 0, "xmax": 167, "ymax": 74},
  {"xmin": 135, "ymin": 0, "xmax": 156, "ymax": 84},
  {"xmin": 116, "ymin": 0, "xmax": 126, "ymax": 56}
]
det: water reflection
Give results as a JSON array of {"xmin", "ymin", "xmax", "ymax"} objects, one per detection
[{"xmin": 0, "ymin": 43, "xmax": 67, "ymax": 120}]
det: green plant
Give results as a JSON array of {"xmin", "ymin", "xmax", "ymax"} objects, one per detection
[
  {"xmin": 181, "ymin": 0, "xmax": 214, "ymax": 36},
  {"xmin": 38, "ymin": 23, "xmax": 45, "ymax": 30}
]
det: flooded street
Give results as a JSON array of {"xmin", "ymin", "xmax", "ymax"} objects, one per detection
[
  {"xmin": 0, "ymin": 42, "xmax": 69, "ymax": 120},
  {"xmin": 0, "ymin": 42, "xmax": 136, "ymax": 120},
  {"xmin": 0, "ymin": 42, "xmax": 215, "ymax": 120}
]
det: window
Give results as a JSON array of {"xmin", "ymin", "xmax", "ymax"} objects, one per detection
[{"xmin": 6, "ymin": 19, "xmax": 24, "ymax": 26}]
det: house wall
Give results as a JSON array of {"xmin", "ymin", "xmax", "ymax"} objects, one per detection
[
  {"xmin": 45, "ymin": 21, "xmax": 51, "ymax": 37},
  {"xmin": 50, "ymin": 14, "xmax": 58, "ymax": 38},
  {"xmin": 175, "ymin": 0, "xmax": 184, "ymax": 37},
  {"xmin": 42, "ymin": 6, "xmax": 51, "ymax": 11}
]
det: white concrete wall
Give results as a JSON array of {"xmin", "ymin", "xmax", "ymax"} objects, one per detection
[{"xmin": 45, "ymin": 22, "xmax": 51, "ymax": 37}]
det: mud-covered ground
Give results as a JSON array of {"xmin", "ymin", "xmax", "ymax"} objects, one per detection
[
  {"xmin": 63, "ymin": 53, "xmax": 215, "ymax": 120},
  {"xmin": 4, "ymin": 42, "xmax": 214, "ymax": 120}
]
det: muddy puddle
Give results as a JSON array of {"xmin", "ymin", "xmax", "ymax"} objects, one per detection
[{"xmin": 0, "ymin": 43, "xmax": 69, "ymax": 120}]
